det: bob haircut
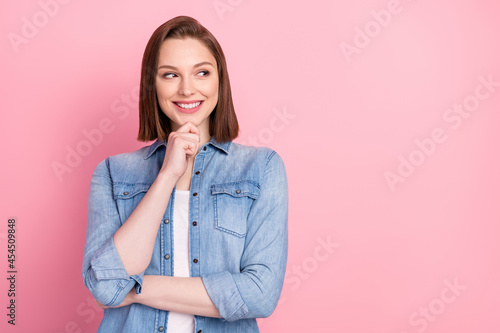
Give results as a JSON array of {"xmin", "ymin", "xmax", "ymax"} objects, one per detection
[{"xmin": 138, "ymin": 16, "xmax": 239, "ymax": 142}]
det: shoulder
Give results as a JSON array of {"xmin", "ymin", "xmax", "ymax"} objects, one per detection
[
  {"xmin": 227, "ymin": 142, "xmax": 287, "ymax": 184},
  {"xmin": 107, "ymin": 144, "xmax": 152, "ymax": 166},
  {"xmin": 228, "ymin": 141, "xmax": 283, "ymax": 166},
  {"xmin": 92, "ymin": 143, "xmax": 160, "ymax": 184}
]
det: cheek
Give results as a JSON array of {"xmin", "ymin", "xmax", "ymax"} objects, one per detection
[{"xmin": 156, "ymin": 83, "xmax": 175, "ymax": 102}]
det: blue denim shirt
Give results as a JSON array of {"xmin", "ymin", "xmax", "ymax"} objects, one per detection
[{"xmin": 82, "ymin": 136, "xmax": 288, "ymax": 332}]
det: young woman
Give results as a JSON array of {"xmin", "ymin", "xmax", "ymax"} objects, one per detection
[{"xmin": 82, "ymin": 16, "xmax": 288, "ymax": 333}]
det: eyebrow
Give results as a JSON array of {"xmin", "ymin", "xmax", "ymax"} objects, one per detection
[{"xmin": 158, "ymin": 61, "xmax": 215, "ymax": 70}]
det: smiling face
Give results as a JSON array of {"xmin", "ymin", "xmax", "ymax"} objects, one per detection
[{"xmin": 155, "ymin": 37, "xmax": 219, "ymax": 133}]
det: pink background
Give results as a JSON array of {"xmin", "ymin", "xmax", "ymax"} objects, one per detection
[{"xmin": 2, "ymin": 0, "xmax": 500, "ymax": 332}]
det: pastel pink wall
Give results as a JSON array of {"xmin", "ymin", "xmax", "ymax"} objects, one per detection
[{"xmin": 1, "ymin": 0, "xmax": 499, "ymax": 332}]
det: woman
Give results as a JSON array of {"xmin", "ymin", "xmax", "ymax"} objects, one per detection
[{"xmin": 82, "ymin": 16, "xmax": 288, "ymax": 333}]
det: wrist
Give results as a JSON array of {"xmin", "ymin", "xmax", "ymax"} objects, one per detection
[
  {"xmin": 156, "ymin": 170, "xmax": 179, "ymax": 187},
  {"xmin": 127, "ymin": 287, "xmax": 141, "ymax": 306}
]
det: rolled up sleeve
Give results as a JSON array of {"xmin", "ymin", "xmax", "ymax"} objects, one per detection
[
  {"xmin": 82, "ymin": 158, "xmax": 144, "ymax": 307},
  {"xmin": 202, "ymin": 150, "xmax": 289, "ymax": 321}
]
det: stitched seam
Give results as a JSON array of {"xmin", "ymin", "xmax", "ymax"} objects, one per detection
[
  {"xmin": 265, "ymin": 149, "xmax": 277, "ymax": 166},
  {"xmin": 114, "ymin": 181, "xmax": 152, "ymax": 186},
  {"xmin": 105, "ymin": 282, "xmax": 127, "ymax": 307},
  {"xmin": 105, "ymin": 158, "xmax": 124, "ymax": 225}
]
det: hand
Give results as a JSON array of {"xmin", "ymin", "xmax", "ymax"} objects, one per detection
[
  {"xmin": 94, "ymin": 289, "xmax": 136, "ymax": 310},
  {"xmin": 160, "ymin": 121, "xmax": 201, "ymax": 180},
  {"xmin": 95, "ymin": 299, "xmax": 108, "ymax": 310}
]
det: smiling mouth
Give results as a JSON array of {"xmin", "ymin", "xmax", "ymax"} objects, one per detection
[{"xmin": 173, "ymin": 101, "xmax": 203, "ymax": 110}]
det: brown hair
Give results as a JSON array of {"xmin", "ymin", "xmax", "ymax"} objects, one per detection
[{"xmin": 137, "ymin": 16, "xmax": 239, "ymax": 142}]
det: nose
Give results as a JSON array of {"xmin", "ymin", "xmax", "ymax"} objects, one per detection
[{"xmin": 179, "ymin": 77, "xmax": 195, "ymax": 96}]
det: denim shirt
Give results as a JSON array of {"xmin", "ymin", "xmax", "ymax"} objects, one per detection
[{"xmin": 82, "ymin": 136, "xmax": 288, "ymax": 333}]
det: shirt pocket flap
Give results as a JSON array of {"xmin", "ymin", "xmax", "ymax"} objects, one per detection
[
  {"xmin": 210, "ymin": 180, "xmax": 260, "ymax": 199},
  {"xmin": 113, "ymin": 183, "xmax": 151, "ymax": 200}
]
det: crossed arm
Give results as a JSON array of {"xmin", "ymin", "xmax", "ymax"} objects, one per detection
[{"xmin": 96, "ymin": 275, "xmax": 220, "ymax": 318}]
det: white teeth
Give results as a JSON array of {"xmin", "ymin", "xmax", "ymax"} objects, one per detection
[{"xmin": 176, "ymin": 101, "xmax": 202, "ymax": 109}]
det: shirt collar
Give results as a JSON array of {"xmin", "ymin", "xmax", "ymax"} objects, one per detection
[{"xmin": 145, "ymin": 135, "xmax": 232, "ymax": 160}]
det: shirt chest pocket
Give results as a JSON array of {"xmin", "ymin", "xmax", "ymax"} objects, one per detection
[
  {"xmin": 210, "ymin": 180, "xmax": 260, "ymax": 238},
  {"xmin": 113, "ymin": 183, "xmax": 151, "ymax": 224}
]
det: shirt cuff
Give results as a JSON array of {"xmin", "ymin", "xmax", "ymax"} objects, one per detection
[
  {"xmin": 90, "ymin": 236, "xmax": 144, "ymax": 294},
  {"xmin": 202, "ymin": 271, "xmax": 248, "ymax": 322}
]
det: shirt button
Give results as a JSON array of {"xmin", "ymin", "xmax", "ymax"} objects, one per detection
[
  {"xmin": 195, "ymin": 171, "xmax": 200, "ymax": 175},
  {"xmin": 198, "ymin": 330, "xmax": 202, "ymax": 333},
  {"xmin": 193, "ymin": 258, "xmax": 198, "ymax": 263},
  {"xmin": 164, "ymin": 254, "xmax": 170, "ymax": 260},
  {"xmin": 123, "ymin": 192, "xmax": 129, "ymax": 195},
  {"xmin": 236, "ymin": 189, "xmax": 241, "ymax": 194},
  {"xmin": 193, "ymin": 192, "xmax": 198, "ymax": 197},
  {"xmin": 203, "ymin": 146, "xmax": 207, "ymax": 151},
  {"xmin": 192, "ymin": 221, "xmax": 197, "ymax": 226},
  {"xmin": 163, "ymin": 219, "xmax": 169, "ymax": 224},
  {"xmin": 158, "ymin": 327, "xmax": 164, "ymax": 332}
]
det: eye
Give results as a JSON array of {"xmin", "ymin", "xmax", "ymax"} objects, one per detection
[
  {"xmin": 162, "ymin": 72, "xmax": 177, "ymax": 79},
  {"xmin": 197, "ymin": 70, "xmax": 210, "ymax": 77}
]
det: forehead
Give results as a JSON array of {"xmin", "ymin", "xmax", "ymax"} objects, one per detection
[{"xmin": 158, "ymin": 38, "xmax": 216, "ymax": 65}]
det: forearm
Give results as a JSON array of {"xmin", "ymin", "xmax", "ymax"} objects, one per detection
[
  {"xmin": 131, "ymin": 275, "xmax": 221, "ymax": 318},
  {"xmin": 113, "ymin": 172, "xmax": 177, "ymax": 275}
]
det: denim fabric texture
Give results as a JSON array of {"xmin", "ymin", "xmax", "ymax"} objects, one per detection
[{"xmin": 82, "ymin": 136, "xmax": 288, "ymax": 332}]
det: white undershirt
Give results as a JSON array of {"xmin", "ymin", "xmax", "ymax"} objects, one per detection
[{"xmin": 166, "ymin": 189, "xmax": 195, "ymax": 333}]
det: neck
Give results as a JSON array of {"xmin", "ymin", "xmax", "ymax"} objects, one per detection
[{"xmin": 199, "ymin": 127, "xmax": 211, "ymax": 147}]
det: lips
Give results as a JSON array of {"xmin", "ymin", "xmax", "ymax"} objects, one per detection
[{"xmin": 172, "ymin": 100, "xmax": 204, "ymax": 114}]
